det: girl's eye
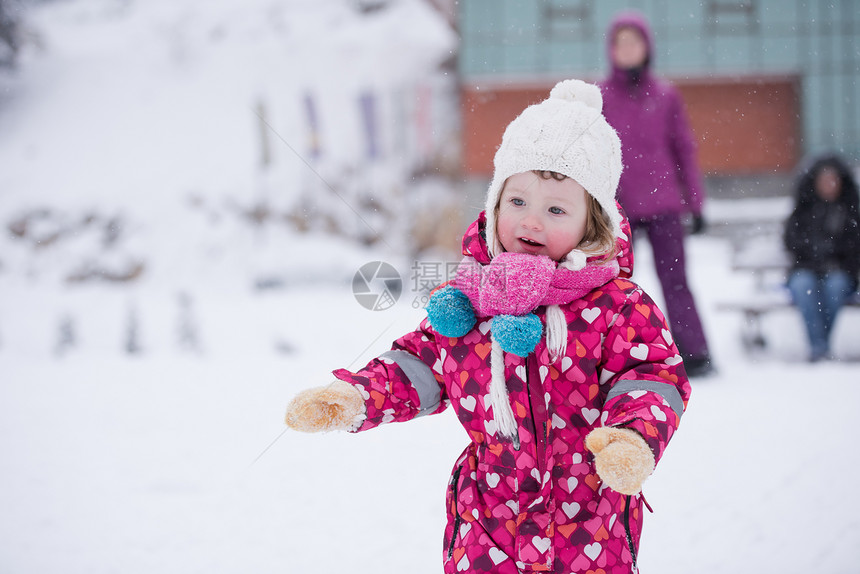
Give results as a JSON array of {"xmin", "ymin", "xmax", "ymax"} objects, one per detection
[
  {"xmin": 510, "ymin": 198, "xmax": 525, "ymax": 206},
  {"xmin": 549, "ymin": 206, "xmax": 565, "ymax": 215}
]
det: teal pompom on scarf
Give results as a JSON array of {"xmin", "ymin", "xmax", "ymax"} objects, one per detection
[
  {"xmin": 426, "ymin": 284, "xmax": 543, "ymax": 357},
  {"xmin": 425, "ymin": 285, "xmax": 476, "ymax": 338}
]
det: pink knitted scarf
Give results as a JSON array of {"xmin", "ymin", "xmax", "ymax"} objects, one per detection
[{"xmin": 454, "ymin": 251, "xmax": 620, "ymax": 317}]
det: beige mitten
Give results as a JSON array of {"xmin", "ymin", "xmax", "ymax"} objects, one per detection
[
  {"xmin": 585, "ymin": 427, "xmax": 655, "ymax": 495},
  {"xmin": 285, "ymin": 380, "xmax": 366, "ymax": 433}
]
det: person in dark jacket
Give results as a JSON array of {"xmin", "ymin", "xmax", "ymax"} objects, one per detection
[
  {"xmin": 784, "ymin": 154, "xmax": 860, "ymax": 361},
  {"xmin": 599, "ymin": 10, "xmax": 714, "ymax": 377}
]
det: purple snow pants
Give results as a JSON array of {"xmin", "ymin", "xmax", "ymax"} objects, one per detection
[{"xmin": 630, "ymin": 213, "xmax": 710, "ymax": 361}]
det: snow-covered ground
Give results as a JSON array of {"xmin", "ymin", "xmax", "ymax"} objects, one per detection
[
  {"xmin": 3, "ymin": 234, "xmax": 860, "ymax": 574},
  {"xmin": 2, "ymin": 1, "xmax": 860, "ymax": 573}
]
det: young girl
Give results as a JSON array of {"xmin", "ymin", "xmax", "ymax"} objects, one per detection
[{"xmin": 285, "ymin": 79, "xmax": 691, "ymax": 574}]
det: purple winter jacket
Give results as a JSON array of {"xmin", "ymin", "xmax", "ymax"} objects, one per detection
[{"xmin": 599, "ymin": 11, "xmax": 705, "ymax": 220}]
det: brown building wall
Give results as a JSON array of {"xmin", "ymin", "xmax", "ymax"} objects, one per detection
[
  {"xmin": 462, "ymin": 85, "xmax": 550, "ymax": 176},
  {"xmin": 675, "ymin": 76, "xmax": 801, "ymax": 174},
  {"xmin": 462, "ymin": 76, "xmax": 801, "ymax": 177}
]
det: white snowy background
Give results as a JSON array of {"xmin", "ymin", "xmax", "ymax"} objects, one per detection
[{"xmin": 1, "ymin": 1, "xmax": 859, "ymax": 573}]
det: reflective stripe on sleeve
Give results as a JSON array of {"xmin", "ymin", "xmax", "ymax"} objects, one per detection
[
  {"xmin": 605, "ymin": 379, "xmax": 685, "ymax": 419},
  {"xmin": 380, "ymin": 350, "xmax": 441, "ymax": 416}
]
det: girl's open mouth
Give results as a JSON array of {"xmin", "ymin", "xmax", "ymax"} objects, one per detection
[
  {"xmin": 518, "ymin": 237, "xmax": 544, "ymax": 247},
  {"xmin": 519, "ymin": 237, "xmax": 544, "ymax": 254}
]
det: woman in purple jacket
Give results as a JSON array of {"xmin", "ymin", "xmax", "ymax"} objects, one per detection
[{"xmin": 599, "ymin": 10, "xmax": 714, "ymax": 377}]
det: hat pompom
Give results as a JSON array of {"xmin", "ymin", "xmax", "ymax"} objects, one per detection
[{"xmin": 549, "ymin": 79, "xmax": 603, "ymax": 112}]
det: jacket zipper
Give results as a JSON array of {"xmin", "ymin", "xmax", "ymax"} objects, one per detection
[
  {"xmin": 623, "ymin": 495, "xmax": 638, "ymax": 570},
  {"xmin": 447, "ymin": 466, "xmax": 463, "ymax": 560}
]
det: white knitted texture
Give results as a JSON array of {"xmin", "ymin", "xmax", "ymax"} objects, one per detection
[
  {"xmin": 549, "ymin": 79, "xmax": 603, "ymax": 110},
  {"xmin": 560, "ymin": 248, "xmax": 588, "ymax": 271},
  {"xmin": 545, "ymin": 304, "xmax": 569, "ymax": 363},
  {"xmin": 489, "ymin": 336, "xmax": 518, "ymax": 441},
  {"xmin": 545, "ymin": 247, "xmax": 587, "ymax": 361},
  {"xmin": 484, "ymin": 79, "xmax": 624, "ymax": 260}
]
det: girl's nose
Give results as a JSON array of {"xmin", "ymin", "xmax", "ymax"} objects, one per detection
[{"xmin": 521, "ymin": 212, "xmax": 543, "ymax": 230}]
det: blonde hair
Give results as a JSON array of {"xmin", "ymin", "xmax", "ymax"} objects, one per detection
[
  {"xmin": 579, "ymin": 194, "xmax": 618, "ymax": 261},
  {"xmin": 494, "ymin": 170, "xmax": 618, "ymax": 261}
]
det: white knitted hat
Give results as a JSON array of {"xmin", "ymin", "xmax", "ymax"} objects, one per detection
[{"xmin": 484, "ymin": 79, "xmax": 624, "ymax": 262}]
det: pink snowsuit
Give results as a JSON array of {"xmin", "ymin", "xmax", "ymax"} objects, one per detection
[{"xmin": 334, "ymin": 213, "xmax": 691, "ymax": 573}]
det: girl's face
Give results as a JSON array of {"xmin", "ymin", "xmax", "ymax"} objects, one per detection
[
  {"xmin": 496, "ymin": 172, "xmax": 588, "ymax": 261},
  {"xmin": 814, "ymin": 166, "xmax": 842, "ymax": 202},
  {"xmin": 612, "ymin": 26, "xmax": 648, "ymax": 70}
]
